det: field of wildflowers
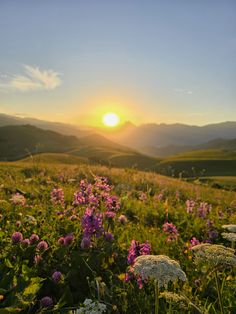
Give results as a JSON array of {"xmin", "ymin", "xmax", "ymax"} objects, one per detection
[{"xmin": 0, "ymin": 161, "xmax": 235, "ymax": 313}]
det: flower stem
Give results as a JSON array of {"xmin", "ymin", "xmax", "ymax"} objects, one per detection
[
  {"xmin": 214, "ymin": 271, "xmax": 224, "ymax": 314},
  {"xmin": 155, "ymin": 281, "xmax": 159, "ymax": 314}
]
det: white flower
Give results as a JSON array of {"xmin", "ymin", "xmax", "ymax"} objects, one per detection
[
  {"xmin": 76, "ymin": 299, "xmax": 107, "ymax": 314},
  {"xmin": 25, "ymin": 215, "xmax": 37, "ymax": 225},
  {"xmin": 222, "ymin": 232, "xmax": 236, "ymax": 242},
  {"xmin": 192, "ymin": 244, "xmax": 236, "ymax": 268},
  {"xmin": 133, "ymin": 255, "xmax": 187, "ymax": 288},
  {"xmin": 222, "ymin": 224, "xmax": 236, "ymax": 233}
]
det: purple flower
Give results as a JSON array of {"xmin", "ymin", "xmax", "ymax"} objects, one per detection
[
  {"xmin": 22, "ymin": 238, "xmax": 30, "ymax": 247},
  {"xmin": 127, "ymin": 240, "xmax": 151, "ymax": 265},
  {"xmin": 186, "ymin": 199, "xmax": 195, "ymax": 214},
  {"xmin": 197, "ymin": 202, "xmax": 211, "ymax": 218},
  {"xmin": 82, "ymin": 208, "xmax": 104, "ymax": 239},
  {"xmin": 81, "ymin": 237, "xmax": 91, "ymax": 249},
  {"xmin": 189, "ymin": 237, "xmax": 200, "ymax": 248},
  {"xmin": 118, "ymin": 214, "xmax": 127, "ymax": 224},
  {"xmin": 64, "ymin": 234, "xmax": 74, "ymax": 246},
  {"xmin": 163, "ymin": 222, "xmax": 178, "ymax": 241},
  {"xmin": 104, "ymin": 232, "xmax": 114, "ymax": 242},
  {"xmin": 37, "ymin": 241, "xmax": 48, "ymax": 251},
  {"xmin": 50, "ymin": 188, "xmax": 64, "ymax": 205},
  {"xmin": 105, "ymin": 211, "xmax": 116, "ymax": 219},
  {"xmin": 40, "ymin": 296, "xmax": 53, "ymax": 308},
  {"xmin": 94, "ymin": 176, "xmax": 111, "ymax": 191},
  {"xmin": 29, "ymin": 234, "xmax": 39, "ymax": 245},
  {"xmin": 52, "ymin": 271, "xmax": 62, "ymax": 283},
  {"xmin": 12, "ymin": 232, "xmax": 23, "ymax": 244},
  {"xmin": 208, "ymin": 230, "xmax": 218, "ymax": 240},
  {"xmin": 105, "ymin": 195, "xmax": 120, "ymax": 211}
]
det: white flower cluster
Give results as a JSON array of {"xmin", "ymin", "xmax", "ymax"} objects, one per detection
[
  {"xmin": 192, "ymin": 244, "xmax": 236, "ymax": 268},
  {"xmin": 222, "ymin": 224, "xmax": 236, "ymax": 233},
  {"xmin": 76, "ymin": 299, "xmax": 107, "ymax": 314},
  {"xmin": 133, "ymin": 255, "xmax": 187, "ymax": 288},
  {"xmin": 222, "ymin": 232, "xmax": 236, "ymax": 242},
  {"xmin": 160, "ymin": 292, "xmax": 187, "ymax": 309},
  {"xmin": 25, "ymin": 215, "xmax": 37, "ymax": 225}
]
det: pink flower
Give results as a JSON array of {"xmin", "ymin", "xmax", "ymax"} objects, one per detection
[{"xmin": 12, "ymin": 232, "xmax": 23, "ymax": 244}]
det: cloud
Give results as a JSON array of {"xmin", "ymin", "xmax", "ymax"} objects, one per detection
[
  {"xmin": 0, "ymin": 65, "xmax": 61, "ymax": 92},
  {"xmin": 174, "ymin": 88, "xmax": 193, "ymax": 95}
]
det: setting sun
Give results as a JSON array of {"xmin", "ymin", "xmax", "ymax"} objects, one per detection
[{"xmin": 102, "ymin": 112, "xmax": 120, "ymax": 127}]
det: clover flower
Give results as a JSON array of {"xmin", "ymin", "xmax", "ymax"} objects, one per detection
[
  {"xmin": 222, "ymin": 232, "xmax": 236, "ymax": 242},
  {"xmin": 37, "ymin": 240, "xmax": 48, "ymax": 251},
  {"xmin": 64, "ymin": 234, "xmax": 74, "ymax": 246},
  {"xmin": 21, "ymin": 238, "xmax": 30, "ymax": 247},
  {"xmin": 58, "ymin": 237, "xmax": 65, "ymax": 245},
  {"xmin": 40, "ymin": 296, "xmax": 53, "ymax": 308},
  {"xmin": 133, "ymin": 255, "xmax": 187, "ymax": 288},
  {"xmin": 52, "ymin": 271, "xmax": 62, "ymax": 283},
  {"xmin": 76, "ymin": 298, "xmax": 107, "ymax": 314},
  {"xmin": 50, "ymin": 188, "xmax": 64, "ymax": 205},
  {"xmin": 118, "ymin": 214, "xmax": 127, "ymax": 224},
  {"xmin": 222, "ymin": 224, "xmax": 236, "ymax": 233},
  {"xmin": 192, "ymin": 243, "xmax": 236, "ymax": 268},
  {"xmin": 163, "ymin": 222, "xmax": 179, "ymax": 241},
  {"xmin": 10, "ymin": 193, "xmax": 26, "ymax": 206},
  {"xmin": 12, "ymin": 232, "xmax": 23, "ymax": 244},
  {"xmin": 189, "ymin": 237, "xmax": 200, "ymax": 249}
]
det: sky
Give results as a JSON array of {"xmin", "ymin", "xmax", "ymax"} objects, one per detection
[{"xmin": 0, "ymin": 0, "xmax": 235, "ymax": 127}]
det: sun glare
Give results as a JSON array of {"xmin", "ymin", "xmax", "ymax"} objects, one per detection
[{"xmin": 102, "ymin": 112, "xmax": 120, "ymax": 127}]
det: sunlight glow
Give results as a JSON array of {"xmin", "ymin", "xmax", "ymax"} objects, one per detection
[{"xmin": 102, "ymin": 112, "xmax": 120, "ymax": 127}]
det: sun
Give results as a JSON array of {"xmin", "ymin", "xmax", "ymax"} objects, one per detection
[{"xmin": 102, "ymin": 112, "xmax": 120, "ymax": 127}]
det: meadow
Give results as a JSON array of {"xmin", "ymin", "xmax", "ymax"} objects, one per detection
[{"xmin": 0, "ymin": 158, "xmax": 235, "ymax": 313}]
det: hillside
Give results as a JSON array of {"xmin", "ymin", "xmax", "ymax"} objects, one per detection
[{"xmin": 0, "ymin": 124, "xmax": 160, "ymax": 171}]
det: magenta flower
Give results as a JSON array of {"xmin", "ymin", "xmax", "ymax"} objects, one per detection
[
  {"xmin": 127, "ymin": 240, "xmax": 151, "ymax": 265},
  {"xmin": 105, "ymin": 211, "xmax": 116, "ymax": 219},
  {"xmin": 40, "ymin": 296, "xmax": 53, "ymax": 308},
  {"xmin": 81, "ymin": 237, "xmax": 91, "ymax": 249},
  {"xmin": 29, "ymin": 234, "xmax": 39, "ymax": 245},
  {"xmin": 94, "ymin": 176, "xmax": 111, "ymax": 191},
  {"xmin": 52, "ymin": 271, "xmax": 62, "ymax": 283},
  {"xmin": 118, "ymin": 214, "xmax": 127, "ymax": 224},
  {"xmin": 10, "ymin": 193, "xmax": 26, "ymax": 206},
  {"xmin": 37, "ymin": 241, "xmax": 48, "ymax": 251},
  {"xmin": 82, "ymin": 208, "xmax": 104, "ymax": 239},
  {"xmin": 163, "ymin": 222, "xmax": 179, "ymax": 241},
  {"xmin": 22, "ymin": 238, "xmax": 30, "ymax": 247},
  {"xmin": 58, "ymin": 237, "xmax": 65, "ymax": 245},
  {"xmin": 12, "ymin": 232, "xmax": 23, "ymax": 244},
  {"xmin": 104, "ymin": 232, "xmax": 114, "ymax": 242},
  {"xmin": 64, "ymin": 234, "xmax": 74, "ymax": 246},
  {"xmin": 189, "ymin": 237, "xmax": 200, "ymax": 248},
  {"xmin": 105, "ymin": 195, "xmax": 120, "ymax": 211},
  {"xmin": 50, "ymin": 188, "xmax": 64, "ymax": 205},
  {"xmin": 186, "ymin": 199, "xmax": 195, "ymax": 213}
]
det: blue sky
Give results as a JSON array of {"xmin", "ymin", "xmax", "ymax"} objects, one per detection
[{"xmin": 0, "ymin": 0, "xmax": 235, "ymax": 126}]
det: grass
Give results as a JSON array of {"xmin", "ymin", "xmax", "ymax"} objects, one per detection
[{"xmin": 0, "ymin": 158, "xmax": 235, "ymax": 313}]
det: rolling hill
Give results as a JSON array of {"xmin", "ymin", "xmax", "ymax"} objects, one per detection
[{"xmin": 0, "ymin": 124, "xmax": 160, "ymax": 171}]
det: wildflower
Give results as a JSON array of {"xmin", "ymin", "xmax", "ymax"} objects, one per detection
[
  {"xmin": 58, "ymin": 237, "xmax": 65, "ymax": 245},
  {"xmin": 222, "ymin": 232, "xmax": 236, "ymax": 242},
  {"xmin": 197, "ymin": 202, "xmax": 211, "ymax": 218},
  {"xmin": 29, "ymin": 234, "xmax": 39, "ymax": 244},
  {"xmin": 82, "ymin": 208, "xmax": 103, "ymax": 239},
  {"xmin": 222, "ymin": 224, "xmax": 236, "ymax": 233},
  {"xmin": 127, "ymin": 240, "xmax": 151, "ymax": 265},
  {"xmin": 154, "ymin": 193, "xmax": 163, "ymax": 202},
  {"xmin": 37, "ymin": 241, "xmax": 48, "ymax": 251},
  {"xmin": 76, "ymin": 298, "xmax": 106, "ymax": 314},
  {"xmin": 133, "ymin": 255, "xmax": 187, "ymax": 288},
  {"xmin": 40, "ymin": 296, "xmax": 53, "ymax": 308},
  {"xmin": 25, "ymin": 215, "xmax": 37, "ymax": 225},
  {"xmin": 64, "ymin": 234, "xmax": 74, "ymax": 246},
  {"xmin": 189, "ymin": 237, "xmax": 200, "ymax": 248},
  {"xmin": 12, "ymin": 232, "xmax": 23, "ymax": 244},
  {"xmin": 52, "ymin": 271, "xmax": 62, "ymax": 283},
  {"xmin": 186, "ymin": 199, "xmax": 195, "ymax": 214},
  {"xmin": 94, "ymin": 176, "xmax": 111, "ymax": 191},
  {"xmin": 118, "ymin": 214, "xmax": 127, "ymax": 224},
  {"xmin": 192, "ymin": 243, "xmax": 236, "ymax": 268},
  {"xmin": 104, "ymin": 232, "xmax": 114, "ymax": 242},
  {"xmin": 16, "ymin": 220, "xmax": 21, "ymax": 227},
  {"xmin": 81, "ymin": 237, "xmax": 91, "ymax": 249},
  {"xmin": 50, "ymin": 188, "xmax": 64, "ymax": 205},
  {"xmin": 105, "ymin": 211, "xmax": 116, "ymax": 219},
  {"xmin": 105, "ymin": 195, "xmax": 120, "ymax": 211},
  {"xmin": 163, "ymin": 222, "xmax": 178, "ymax": 241},
  {"xmin": 34, "ymin": 255, "xmax": 42, "ymax": 264},
  {"xmin": 139, "ymin": 192, "xmax": 147, "ymax": 202},
  {"xmin": 21, "ymin": 238, "xmax": 30, "ymax": 247},
  {"xmin": 10, "ymin": 193, "xmax": 26, "ymax": 206},
  {"xmin": 160, "ymin": 292, "xmax": 187, "ymax": 308}
]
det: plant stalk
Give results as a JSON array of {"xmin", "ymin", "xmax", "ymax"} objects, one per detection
[{"xmin": 214, "ymin": 271, "xmax": 224, "ymax": 314}]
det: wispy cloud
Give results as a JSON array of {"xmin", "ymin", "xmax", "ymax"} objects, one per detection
[
  {"xmin": 174, "ymin": 88, "xmax": 193, "ymax": 95},
  {"xmin": 0, "ymin": 65, "xmax": 62, "ymax": 92}
]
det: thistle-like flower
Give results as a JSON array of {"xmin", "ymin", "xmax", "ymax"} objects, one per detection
[
  {"xmin": 133, "ymin": 255, "xmax": 187, "ymax": 288},
  {"xmin": 222, "ymin": 224, "xmax": 236, "ymax": 233},
  {"xmin": 192, "ymin": 243, "xmax": 236, "ymax": 268}
]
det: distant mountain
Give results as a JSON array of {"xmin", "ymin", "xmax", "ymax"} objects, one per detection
[
  {"xmin": 0, "ymin": 113, "xmax": 91, "ymax": 138},
  {"xmin": 0, "ymin": 124, "xmax": 160, "ymax": 171},
  {"xmin": 142, "ymin": 138, "xmax": 236, "ymax": 157},
  {"xmin": 103, "ymin": 122, "xmax": 236, "ymax": 150}
]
